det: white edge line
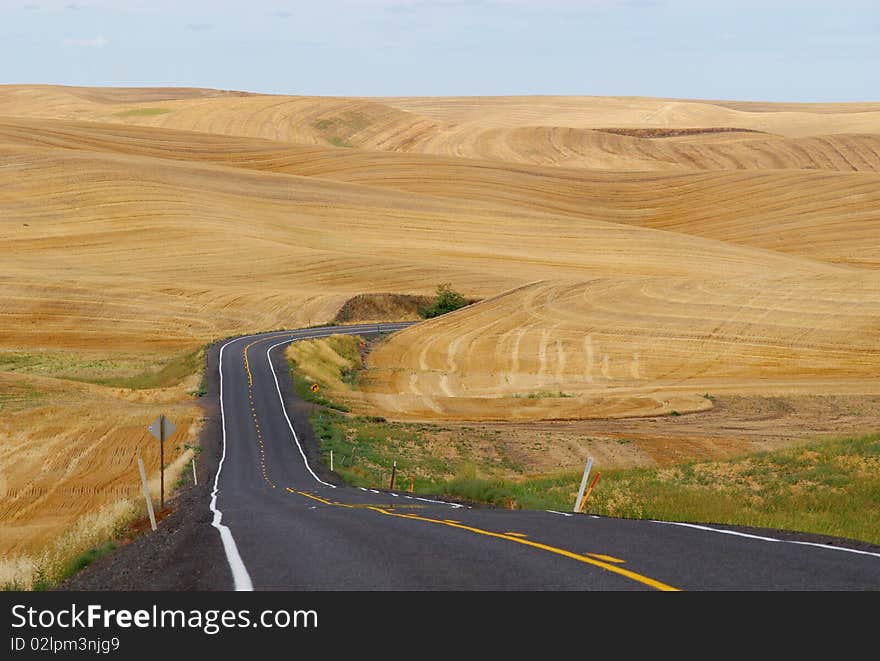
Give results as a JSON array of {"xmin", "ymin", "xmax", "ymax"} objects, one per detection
[
  {"xmin": 413, "ymin": 496, "xmax": 464, "ymax": 509},
  {"xmin": 213, "ymin": 337, "xmax": 255, "ymax": 591},
  {"xmin": 653, "ymin": 520, "xmax": 880, "ymax": 559},
  {"xmin": 546, "ymin": 510, "xmax": 573, "ymax": 517},
  {"xmin": 208, "ymin": 324, "xmax": 411, "ymax": 590},
  {"xmin": 266, "ymin": 339, "xmax": 335, "ymax": 488}
]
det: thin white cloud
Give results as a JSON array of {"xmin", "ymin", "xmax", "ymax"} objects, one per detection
[{"xmin": 62, "ymin": 34, "xmax": 108, "ymax": 47}]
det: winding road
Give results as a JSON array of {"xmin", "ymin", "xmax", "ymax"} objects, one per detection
[{"xmin": 211, "ymin": 324, "xmax": 880, "ymax": 590}]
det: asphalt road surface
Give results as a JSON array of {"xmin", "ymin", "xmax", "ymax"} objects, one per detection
[{"xmin": 211, "ymin": 324, "xmax": 880, "ymax": 591}]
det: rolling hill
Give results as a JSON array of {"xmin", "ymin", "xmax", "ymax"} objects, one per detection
[{"xmin": 1, "ymin": 84, "xmax": 879, "ymax": 581}]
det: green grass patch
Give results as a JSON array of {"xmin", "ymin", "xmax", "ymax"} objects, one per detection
[
  {"xmin": 327, "ymin": 136, "xmax": 353, "ymax": 148},
  {"xmin": 289, "ymin": 365, "xmax": 350, "ymax": 412},
  {"xmin": 0, "ymin": 347, "xmax": 204, "ymax": 390},
  {"xmin": 113, "ymin": 107, "xmax": 172, "ymax": 117},
  {"xmin": 59, "ymin": 542, "xmax": 117, "ymax": 581},
  {"xmin": 308, "ymin": 407, "xmax": 570, "ymax": 507},
  {"xmin": 303, "ymin": 404, "xmax": 532, "ymax": 495},
  {"xmin": 312, "ymin": 111, "xmax": 370, "ymax": 133},
  {"xmin": 310, "ymin": 409, "xmax": 425, "ymax": 488},
  {"xmin": 453, "ymin": 435, "xmax": 880, "ymax": 545},
  {"xmin": 0, "ymin": 383, "xmax": 44, "ymax": 410},
  {"xmin": 312, "ymin": 112, "xmax": 369, "ymax": 148},
  {"xmin": 441, "ymin": 471, "xmax": 579, "ymax": 511},
  {"xmin": 23, "ymin": 542, "xmax": 119, "ymax": 590},
  {"xmin": 340, "ymin": 366, "xmax": 359, "ymax": 387},
  {"xmin": 93, "ymin": 349, "xmax": 203, "ymax": 389},
  {"xmin": 471, "ymin": 434, "xmax": 880, "ymax": 544},
  {"xmin": 284, "ymin": 334, "xmax": 367, "ymax": 411},
  {"xmin": 515, "ymin": 391, "xmax": 573, "ymax": 399}
]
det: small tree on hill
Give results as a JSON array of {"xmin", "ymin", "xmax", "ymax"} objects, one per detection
[{"xmin": 419, "ymin": 283, "xmax": 468, "ymax": 319}]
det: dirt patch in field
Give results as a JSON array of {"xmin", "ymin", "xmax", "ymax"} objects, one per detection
[
  {"xmin": 439, "ymin": 394, "xmax": 880, "ymax": 473},
  {"xmin": 595, "ymin": 127, "xmax": 767, "ymax": 138}
]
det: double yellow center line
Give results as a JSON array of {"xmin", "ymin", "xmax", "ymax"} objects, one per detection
[
  {"xmin": 289, "ymin": 488, "xmax": 679, "ymax": 591},
  {"xmin": 244, "ymin": 339, "xmax": 275, "ymax": 488}
]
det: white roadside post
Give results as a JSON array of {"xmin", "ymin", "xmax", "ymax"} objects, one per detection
[
  {"xmin": 137, "ymin": 457, "xmax": 158, "ymax": 531},
  {"xmin": 573, "ymin": 456, "xmax": 594, "ymax": 513},
  {"xmin": 330, "ymin": 449, "xmax": 334, "ymax": 472},
  {"xmin": 192, "ymin": 458, "xmax": 198, "ymax": 486},
  {"xmin": 389, "ymin": 460, "xmax": 397, "ymax": 490}
]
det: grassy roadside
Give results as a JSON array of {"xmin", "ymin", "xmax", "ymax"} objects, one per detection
[
  {"xmin": 2, "ymin": 499, "xmax": 139, "ymax": 591},
  {"xmin": 288, "ymin": 334, "xmax": 880, "ymax": 545},
  {"xmin": 0, "ymin": 347, "xmax": 206, "ymax": 391},
  {"xmin": 2, "ymin": 440, "xmax": 203, "ymax": 591},
  {"xmin": 0, "ymin": 346, "xmax": 208, "ymax": 590},
  {"xmin": 308, "ymin": 409, "xmax": 522, "ymax": 494},
  {"xmin": 1, "ymin": 438, "xmax": 203, "ymax": 591},
  {"xmin": 431, "ymin": 433, "xmax": 880, "ymax": 545}
]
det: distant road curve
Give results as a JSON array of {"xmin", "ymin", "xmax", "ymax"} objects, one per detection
[{"xmin": 210, "ymin": 323, "xmax": 880, "ymax": 591}]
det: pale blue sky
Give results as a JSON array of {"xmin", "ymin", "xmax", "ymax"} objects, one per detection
[{"xmin": 1, "ymin": 0, "xmax": 877, "ymax": 100}]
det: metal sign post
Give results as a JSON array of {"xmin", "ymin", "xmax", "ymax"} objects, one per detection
[
  {"xmin": 148, "ymin": 414, "xmax": 176, "ymax": 510},
  {"xmin": 310, "ymin": 383, "xmax": 320, "ymax": 415}
]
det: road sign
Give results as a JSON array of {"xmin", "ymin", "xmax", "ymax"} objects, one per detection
[
  {"xmin": 310, "ymin": 383, "xmax": 320, "ymax": 393},
  {"xmin": 148, "ymin": 415, "xmax": 175, "ymax": 442}
]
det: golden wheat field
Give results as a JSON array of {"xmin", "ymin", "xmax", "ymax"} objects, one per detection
[{"xmin": 2, "ymin": 85, "xmax": 880, "ymax": 582}]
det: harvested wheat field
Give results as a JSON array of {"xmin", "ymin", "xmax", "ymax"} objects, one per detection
[{"xmin": 1, "ymin": 85, "xmax": 879, "ymax": 581}]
